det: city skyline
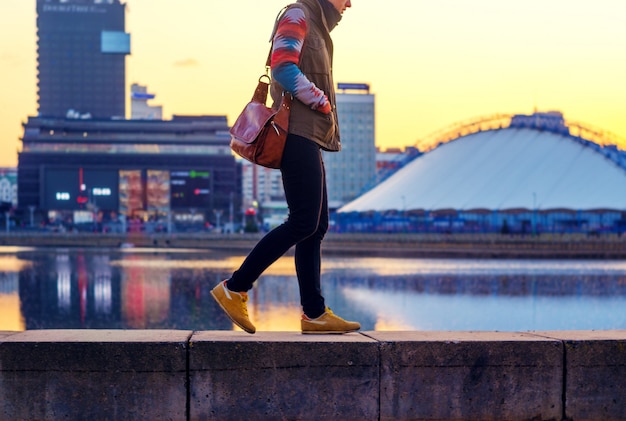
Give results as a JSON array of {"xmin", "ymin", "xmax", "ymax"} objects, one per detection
[{"xmin": 1, "ymin": 0, "xmax": 625, "ymax": 167}]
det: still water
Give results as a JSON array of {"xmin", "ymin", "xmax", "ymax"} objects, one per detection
[{"xmin": 1, "ymin": 246, "xmax": 626, "ymax": 332}]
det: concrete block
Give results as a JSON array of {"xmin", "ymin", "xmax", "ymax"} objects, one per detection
[
  {"xmin": 0, "ymin": 332, "xmax": 19, "ymax": 341},
  {"xmin": 534, "ymin": 330, "xmax": 626, "ymax": 421},
  {"xmin": 0, "ymin": 329, "xmax": 191, "ymax": 421},
  {"xmin": 189, "ymin": 331, "xmax": 379, "ymax": 421},
  {"xmin": 370, "ymin": 331, "xmax": 563, "ymax": 421}
]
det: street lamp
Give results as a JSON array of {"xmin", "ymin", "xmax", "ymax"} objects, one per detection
[
  {"xmin": 532, "ymin": 192, "xmax": 537, "ymax": 236},
  {"xmin": 28, "ymin": 205, "xmax": 35, "ymax": 228},
  {"xmin": 213, "ymin": 209, "xmax": 223, "ymax": 232}
]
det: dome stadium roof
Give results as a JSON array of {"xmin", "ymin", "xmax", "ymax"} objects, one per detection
[{"xmin": 340, "ymin": 113, "xmax": 626, "ymax": 213}]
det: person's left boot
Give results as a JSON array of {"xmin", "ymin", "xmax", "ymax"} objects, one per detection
[{"xmin": 211, "ymin": 280, "xmax": 256, "ymax": 334}]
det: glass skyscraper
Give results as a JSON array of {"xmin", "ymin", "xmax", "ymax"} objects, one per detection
[{"xmin": 36, "ymin": 0, "xmax": 130, "ymax": 119}]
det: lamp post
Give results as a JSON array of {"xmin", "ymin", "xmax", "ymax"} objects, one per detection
[
  {"xmin": 532, "ymin": 192, "xmax": 537, "ymax": 236},
  {"xmin": 213, "ymin": 209, "xmax": 223, "ymax": 232},
  {"xmin": 28, "ymin": 205, "xmax": 35, "ymax": 228},
  {"xmin": 229, "ymin": 192, "xmax": 234, "ymax": 233}
]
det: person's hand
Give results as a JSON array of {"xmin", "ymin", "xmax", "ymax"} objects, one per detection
[{"xmin": 317, "ymin": 97, "xmax": 332, "ymax": 114}]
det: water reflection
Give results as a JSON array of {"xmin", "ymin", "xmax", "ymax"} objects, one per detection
[
  {"xmin": 2, "ymin": 246, "xmax": 626, "ymax": 332},
  {"xmin": 0, "ymin": 270, "xmax": 24, "ymax": 331}
]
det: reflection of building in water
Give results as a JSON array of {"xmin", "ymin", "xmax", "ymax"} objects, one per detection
[
  {"xmin": 0, "ymin": 272, "xmax": 23, "ymax": 331},
  {"xmin": 333, "ymin": 273, "xmax": 626, "ymax": 297},
  {"xmin": 0, "ymin": 272, "xmax": 18, "ymax": 294},
  {"xmin": 247, "ymin": 276, "xmax": 302, "ymax": 331},
  {"xmin": 56, "ymin": 254, "xmax": 71, "ymax": 312},
  {"xmin": 18, "ymin": 249, "xmax": 237, "ymax": 331},
  {"xmin": 19, "ymin": 251, "xmax": 121, "ymax": 329},
  {"xmin": 121, "ymin": 255, "xmax": 171, "ymax": 328},
  {"xmin": 94, "ymin": 255, "xmax": 113, "ymax": 315},
  {"xmin": 168, "ymin": 268, "xmax": 234, "ymax": 331}
]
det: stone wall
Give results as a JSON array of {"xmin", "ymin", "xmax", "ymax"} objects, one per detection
[
  {"xmin": 2, "ymin": 232, "xmax": 626, "ymax": 258},
  {"xmin": 1, "ymin": 330, "xmax": 625, "ymax": 420}
]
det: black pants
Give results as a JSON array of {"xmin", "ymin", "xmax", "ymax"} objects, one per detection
[{"xmin": 227, "ymin": 134, "xmax": 328, "ymax": 318}]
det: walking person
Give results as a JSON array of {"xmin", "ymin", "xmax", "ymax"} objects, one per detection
[{"xmin": 212, "ymin": 0, "xmax": 359, "ymax": 334}]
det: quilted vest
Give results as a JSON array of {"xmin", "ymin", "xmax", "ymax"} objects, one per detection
[{"xmin": 270, "ymin": 0, "xmax": 341, "ymax": 151}]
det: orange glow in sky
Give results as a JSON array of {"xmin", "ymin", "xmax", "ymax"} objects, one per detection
[{"xmin": 1, "ymin": 0, "xmax": 625, "ymax": 167}]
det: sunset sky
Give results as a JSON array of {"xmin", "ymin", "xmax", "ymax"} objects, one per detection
[{"xmin": 0, "ymin": 0, "xmax": 625, "ymax": 167}]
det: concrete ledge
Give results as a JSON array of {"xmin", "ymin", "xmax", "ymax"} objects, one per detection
[
  {"xmin": 370, "ymin": 331, "xmax": 563, "ymax": 421},
  {"xmin": 189, "ymin": 331, "xmax": 379, "ymax": 421},
  {"xmin": 533, "ymin": 331, "xmax": 626, "ymax": 421},
  {"xmin": 0, "ymin": 330, "xmax": 191, "ymax": 421},
  {"xmin": 1, "ymin": 330, "xmax": 626, "ymax": 421}
]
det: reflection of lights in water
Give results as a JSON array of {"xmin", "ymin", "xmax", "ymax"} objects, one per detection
[
  {"xmin": 0, "ymin": 294, "xmax": 25, "ymax": 331},
  {"xmin": 121, "ymin": 255, "xmax": 172, "ymax": 328},
  {"xmin": 0, "ymin": 272, "xmax": 18, "ymax": 294},
  {"xmin": 243, "ymin": 275, "xmax": 315, "ymax": 332},
  {"xmin": 94, "ymin": 256, "xmax": 112, "ymax": 315},
  {"xmin": 94, "ymin": 278, "xmax": 112, "ymax": 315},
  {"xmin": 110, "ymin": 255, "xmax": 299, "ymax": 276},
  {"xmin": 13, "ymin": 249, "xmax": 626, "ymax": 332},
  {"xmin": 323, "ymin": 257, "xmax": 626, "ymax": 277},
  {"xmin": 0, "ymin": 255, "xmax": 32, "ymax": 272},
  {"xmin": 240, "ymin": 302, "xmax": 302, "ymax": 332},
  {"xmin": 109, "ymin": 255, "xmax": 626, "ymax": 277},
  {"xmin": 56, "ymin": 254, "xmax": 71, "ymax": 312},
  {"xmin": 0, "ymin": 272, "xmax": 24, "ymax": 331},
  {"xmin": 374, "ymin": 318, "xmax": 414, "ymax": 332},
  {"xmin": 0, "ymin": 246, "xmax": 35, "ymax": 254}
]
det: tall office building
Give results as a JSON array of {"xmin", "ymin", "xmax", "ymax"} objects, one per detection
[
  {"xmin": 36, "ymin": 0, "xmax": 130, "ymax": 119},
  {"xmin": 324, "ymin": 83, "xmax": 376, "ymax": 208}
]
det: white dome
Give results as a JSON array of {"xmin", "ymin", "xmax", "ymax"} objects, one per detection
[{"xmin": 340, "ymin": 127, "xmax": 626, "ymax": 213}]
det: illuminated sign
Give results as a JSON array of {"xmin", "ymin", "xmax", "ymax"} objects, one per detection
[
  {"xmin": 45, "ymin": 168, "xmax": 119, "ymax": 211},
  {"xmin": 170, "ymin": 170, "xmax": 211, "ymax": 209},
  {"xmin": 171, "ymin": 171, "xmax": 210, "ymax": 178},
  {"xmin": 93, "ymin": 187, "xmax": 112, "ymax": 196}
]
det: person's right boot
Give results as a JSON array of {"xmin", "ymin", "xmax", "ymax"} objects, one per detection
[{"xmin": 301, "ymin": 308, "xmax": 360, "ymax": 334}]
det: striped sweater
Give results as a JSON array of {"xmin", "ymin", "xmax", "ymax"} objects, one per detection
[{"xmin": 270, "ymin": 7, "xmax": 332, "ymax": 114}]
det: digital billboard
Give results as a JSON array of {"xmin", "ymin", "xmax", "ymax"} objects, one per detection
[
  {"xmin": 170, "ymin": 170, "xmax": 211, "ymax": 209},
  {"xmin": 44, "ymin": 168, "xmax": 119, "ymax": 211},
  {"xmin": 147, "ymin": 170, "xmax": 170, "ymax": 212},
  {"xmin": 83, "ymin": 169, "xmax": 119, "ymax": 211},
  {"xmin": 119, "ymin": 170, "xmax": 143, "ymax": 215}
]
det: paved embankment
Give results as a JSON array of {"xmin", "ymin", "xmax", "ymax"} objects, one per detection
[
  {"xmin": 2, "ymin": 232, "xmax": 626, "ymax": 258},
  {"xmin": 1, "ymin": 330, "xmax": 625, "ymax": 420}
]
